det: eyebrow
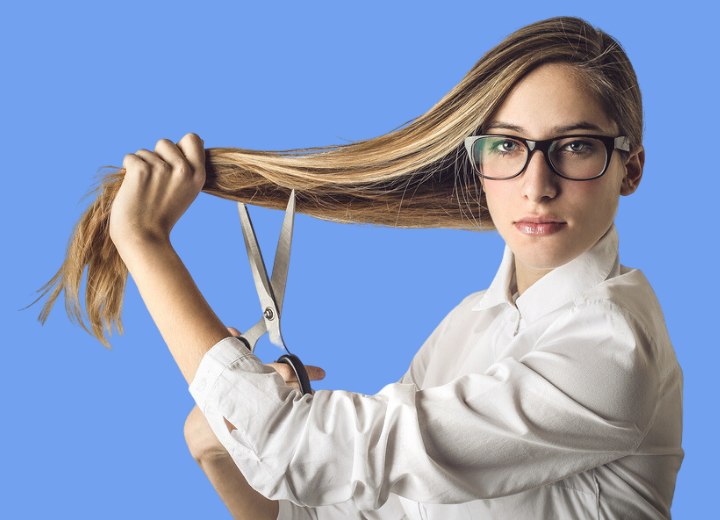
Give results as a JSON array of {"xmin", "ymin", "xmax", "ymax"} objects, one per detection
[{"xmin": 484, "ymin": 121, "xmax": 606, "ymax": 134}]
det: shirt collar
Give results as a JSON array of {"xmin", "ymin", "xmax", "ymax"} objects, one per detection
[{"xmin": 471, "ymin": 223, "xmax": 620, "ymax": 323}]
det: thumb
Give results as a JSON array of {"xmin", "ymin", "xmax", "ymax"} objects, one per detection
[{"xmin": 227, "ymin": 326, "xmax": 241, "ymax": 336}]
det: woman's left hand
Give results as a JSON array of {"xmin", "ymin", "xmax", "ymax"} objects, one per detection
[
  {"xmin": 226, "ymin": 327, "xmax": 326, "ymax": 392},
  {"xmin": 109, "ymin": 132, "xmax": 206, "ymax": 245}
]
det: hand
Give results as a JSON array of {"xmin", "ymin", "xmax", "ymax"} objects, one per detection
[
  {"xmin": 109, "ymin": 132, "xmax": 206, "ymax": 246},
  {"xmin": 226, "ymin": 327, "xmax": 326, "ymax": 392}
]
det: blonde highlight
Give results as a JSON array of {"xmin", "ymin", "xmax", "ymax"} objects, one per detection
[{"xmin": 31, "ymin": 16, "xmax": 643, "ymax": 347}]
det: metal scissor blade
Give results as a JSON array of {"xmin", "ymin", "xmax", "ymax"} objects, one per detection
[
  {"xmin": 270, "ymin": 189, "xmax": 296, "ymax": 312},
  {"xmin": 239, "ymin": 316, "xmax": 268, "ymax": 352},
  {"xmin": 237, "ymin": 202, "xmax": 284, "ymax": 346}
]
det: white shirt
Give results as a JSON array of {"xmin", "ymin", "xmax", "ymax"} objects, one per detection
[{"xmin": 189, "ymin": 223, "xmax": 684, "ymax": 519}]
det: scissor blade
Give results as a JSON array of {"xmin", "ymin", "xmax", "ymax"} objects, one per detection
[
  {"xmin": 270, "ymin": 189, "xmax": 295, "ymax": 312},
  {"xmin": 237, "ymin": 202, "xmax": 282, "ymax": 343},
  {"xmin": 238, "ymin": 317, "xmax": 267, "ymax": 352}
]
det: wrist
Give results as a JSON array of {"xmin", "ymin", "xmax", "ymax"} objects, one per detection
[
  {"xmin": 112, "ymin": 231, "xmax": 175, "ymax": 269},
  {"xmin": 111, "ymin": 228, "xmax": 172, "ymax": 253}
]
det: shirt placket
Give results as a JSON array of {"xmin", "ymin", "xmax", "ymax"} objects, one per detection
[{"xmin": 504, "ymin": 303, "xmax": 522, "ymax": 337}]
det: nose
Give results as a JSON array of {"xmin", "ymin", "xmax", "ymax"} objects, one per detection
[{"xmin": 520, "ymin": 148, "xmax": 559, "ymax": 202}]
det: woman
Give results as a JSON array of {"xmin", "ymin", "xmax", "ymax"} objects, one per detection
[{"xmin": 36, "ymin": 15, "xmax": 683, "ymax": 519}]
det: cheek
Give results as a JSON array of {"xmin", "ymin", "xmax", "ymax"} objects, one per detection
[
  {"xmin": 566, "ymin": 182, "xmax": 619, "ymax": 222},
  {"xmin": 482, "ymin": 182, "xmax": 513, "ymax": 221}
]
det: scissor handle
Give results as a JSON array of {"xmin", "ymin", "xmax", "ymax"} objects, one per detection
[
  {"xmin": 234, "ymin": 335, "xmax": 312, "ymax": 394},
  {"xmin": 276, "ymin": 353, "xmax": 313, "ymax": 395}
]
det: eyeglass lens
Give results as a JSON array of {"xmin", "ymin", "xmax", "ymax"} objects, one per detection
[{"xmin": 471, "ymin": 136, "xmax": 607, "ymax": 179}]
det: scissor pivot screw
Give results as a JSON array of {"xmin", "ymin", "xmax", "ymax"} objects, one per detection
[{"xmin": 264, "ymin": 308, "xmax": 275, "ymax": 320}]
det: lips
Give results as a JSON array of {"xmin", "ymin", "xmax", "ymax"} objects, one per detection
[{"xmin": 514, "ymin": 215, "xmax": 565, "ymax": 224}]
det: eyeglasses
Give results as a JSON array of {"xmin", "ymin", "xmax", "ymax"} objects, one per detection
[{"xmin": 463, "ymin": 134, "xmax": 630, "ymax": 180}]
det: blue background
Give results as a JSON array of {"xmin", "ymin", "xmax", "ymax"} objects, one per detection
[{"xmin": 3, "ymin": 1, "xmax": 716, "ymax": 517}]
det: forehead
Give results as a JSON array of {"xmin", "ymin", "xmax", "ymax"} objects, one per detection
[{"xmin": 488, "ymin": 63, "xmax": 617, "ymax": 137}]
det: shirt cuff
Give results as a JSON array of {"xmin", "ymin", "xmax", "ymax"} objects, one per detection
[{"xmin": 188, "ymin": 335, "xmax": 255, "ymax": 413}]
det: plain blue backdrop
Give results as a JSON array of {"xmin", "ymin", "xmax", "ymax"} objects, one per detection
[{"xmin": 3, "ymin": 1, "xmax": 717, "ymax": 518}]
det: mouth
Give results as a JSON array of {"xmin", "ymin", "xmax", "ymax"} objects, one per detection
[
  {"xmin": 514, "ymin": 215, "xmax": 566, "ymax": 224},
  {"xmin": 513, "ymin": 219, "xmax": 566, "ymax": 236}
]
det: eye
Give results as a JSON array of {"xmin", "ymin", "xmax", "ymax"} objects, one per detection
[
  {"xmin": 488, "ymin": 138, "xmax": 523, "ymax": 154},
  {"xmin": 558, "ymin": 139, "xmax": 595, "ymax": 154}
]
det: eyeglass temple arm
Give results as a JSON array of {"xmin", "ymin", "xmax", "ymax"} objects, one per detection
[{"xmin": 614, "ymin": 136, "xmax": 630, "ymax": 152}]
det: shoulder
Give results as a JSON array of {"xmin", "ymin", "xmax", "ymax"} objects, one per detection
[
  {"xmin": 529, "ymin": 272, "xmax": 669, "ymax": 432},
  {"xmin": 399, "ymin": 289, "xmax": 489, "ymax": 387},
  {"xmin": 457, "ymin": 289, "xmax": 488, "ymax": 310},
  {"xmin": 574, "ymin": 265, "xmax": 668, "ymax": 343},
  {"xmin": 440, "ymin": 289, "xmax": 492, "ymax": 327},
  {"xmin": 415, "ymin": 289, "xmax": 490, "ymax": 356},
  {"xmin": 569, "ymin": 264, "xmax": 678, "ymax": 380}
]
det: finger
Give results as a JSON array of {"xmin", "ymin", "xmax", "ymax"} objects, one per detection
[
  {"xmin": 153, "ymin": 139, "xmax": 192, "ymax": 175},
  {"xmin": 267, "ymin": 362, "xmax": 326, "ymax": 382},
  {"xmin": 133, "ymin": 149, "xmax": 170, "ymax": 173},
  {"xmin": 122, "ymin": 152, "xmax": 149, "ymax": 172},
  {"xmin": 176, "ymin": 133, "xmax": 206, "ymax": 182},
  {"xmin": 267, "ymin": 362, "xmax": 293, "ymax": 382},
  {"xmin": 226, "ymin": 326, "xmax": 242, "ymax": 336},
  {"xmin": 306, "ymin": 365, "xmax": 326, "ymax": 380}
]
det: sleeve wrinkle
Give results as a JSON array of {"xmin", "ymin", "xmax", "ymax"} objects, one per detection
[{"xmin": 190, "ymin": 294, "xmax": 657, "ymax": 509}]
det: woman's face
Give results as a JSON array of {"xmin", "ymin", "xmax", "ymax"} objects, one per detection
[{"xmin": 480, "ymin": 62, "xmax": 644, "ymax": 292}]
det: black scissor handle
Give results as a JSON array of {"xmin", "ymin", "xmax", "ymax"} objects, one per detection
[
  {"xmin": 234, "ymin": 335, "xmax": 252, "ymax": 350},
  {"xmin": 234, "ymin": 335, "xmax": 312, "ymax": 395},
  {"xmin": 276, "ymin": 353, "xmax": 313, "ymax": 395}
]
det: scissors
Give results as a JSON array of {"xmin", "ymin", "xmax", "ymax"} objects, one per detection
[{"xmin": 233, "ymin": 189, "xmax": 312, "ymax": 395}]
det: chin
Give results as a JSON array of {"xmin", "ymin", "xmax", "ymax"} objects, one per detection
[{"xmin": 514, "ymin": 247, "xmax": 577, "ymax": 271}]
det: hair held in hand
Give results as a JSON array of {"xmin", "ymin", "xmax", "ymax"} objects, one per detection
[{"xmin": 32, "ymin": 16, "xmax": 642, "ymax": 348}]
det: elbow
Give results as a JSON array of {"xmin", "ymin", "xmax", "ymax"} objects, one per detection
[{"xmin": 184, "ymin": 405, "xmax": 228, "ymax": 463}]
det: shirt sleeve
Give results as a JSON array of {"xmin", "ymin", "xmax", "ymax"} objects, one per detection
[
  {"xmin": 276, "ymin": 493, "xmax": 408, "ymax": 520},
  {"xmin": 188, "ymin": 298, "xmax": 660, "ymax": 512}
]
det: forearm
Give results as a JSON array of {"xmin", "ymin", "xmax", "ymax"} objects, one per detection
[
  {"xmin": 195, "ymin": 448, "xmax": 279, "ymax": 520},
  {"xmin": 185, "ymin": 405, "xmax": 280, "ymax": 519},
  {"xmin": 114, "ymin": 236, "xmax": 230, "ymax": 385}
]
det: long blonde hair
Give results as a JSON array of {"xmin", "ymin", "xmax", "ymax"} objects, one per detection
[{"xmin": 33, "ymin": 15, "xmax": 643, "ymax": 347}]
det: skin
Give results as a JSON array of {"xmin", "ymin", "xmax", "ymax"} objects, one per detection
[
  {"xmin": 109, "ymin": 134, "xmax": 325, "ymax": 518},
  {"xmin": 182, "ymin": 327, "xmax": 325, "ymax": 519},
  {"xmin": 109, "ymin": 63, "xmax": 645, "ymax": 516},
  {"xmin": 479, "ymin": 62, "xmax": 645, "ymax": 296}
]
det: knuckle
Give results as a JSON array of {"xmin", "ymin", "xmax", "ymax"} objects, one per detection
[
  {"xmin": 123, "ymin": 157, "xmax": 148, "ymax": 174},
  {"xmin": 176, "ymin": 163, "xmax": 191, "ymax": 176},
  {"xmin": 155, "ymin": 138, "xmax": 171, "ymax": 149}
]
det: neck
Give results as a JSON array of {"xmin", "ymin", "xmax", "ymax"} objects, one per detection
[{"xmin": 513, "ymin": 260, "xmax": 554, "ymax": 297}]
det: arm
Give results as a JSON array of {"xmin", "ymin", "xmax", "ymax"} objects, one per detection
[
  {"xmin": 185, "ymin": 404, "xmax": 387, "ymax": 520},
  {"xmin": 113, "ymin": 237, "xmax": 230, "ymax": 386},
  {"xmin": 185, "ymin": 405, "xmax": 279, "ymax": 520},
  {"xmin": 183, "ymin": 326, "xmax": 326, "ymax": 520},
  {"xmin": 109, "ymin": 133, "xmax": 239, "ymax": 386},
  {"xmin": 189, "ymin": 300, "xmax": 660, "ymax": 511}
]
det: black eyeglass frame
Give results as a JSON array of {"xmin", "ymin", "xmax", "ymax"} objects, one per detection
[{"xmin": 463, "ymin": 134, "xmax": 631, "ymax": 181}]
